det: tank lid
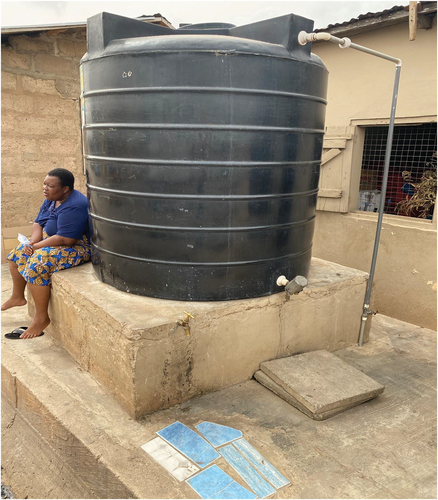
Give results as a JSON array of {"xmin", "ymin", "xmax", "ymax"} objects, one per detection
[
  {"xmin": 84, "ymin": 12, "xmax": 314, "ymax": 59},
  {"xmin": 178, "ymin": 22, "xmax": 236, "ymax": 30}
]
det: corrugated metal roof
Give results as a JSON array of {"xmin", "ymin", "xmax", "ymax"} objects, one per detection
[
  {"xmin": 317, "ymin": 5, "xmax": 406, "ymax": 31},
  {"xmin": 315, "ymin": 1, "xmax": 437, "ymax": 36},
  {"xmin": 315, "ymin": 2, "xmax": 437, "ymax": 33}
]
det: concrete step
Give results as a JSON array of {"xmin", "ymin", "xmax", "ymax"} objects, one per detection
[
  {"xmin": 255, "ymin": 350, "xmax": 385, "ymax": 420},
  {"xmin": 27, "ymin": 258, "xmax": 370, "ymax": 419},
  {"xmin": 2, "ymin": 300, "xmax": 436, "ymax": 499},
  {"xmin": 1, "ymin": 306, "xmax": 192, "ymax": 499}
]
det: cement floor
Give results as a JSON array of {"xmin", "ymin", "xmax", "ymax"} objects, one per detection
[
  {"xmin": 1, "ymin": 264, "xmax": 437, "ymax": 499},
  {"xmin": 151, "ymin": 314, "xmax": 437, "ymax": 499}
]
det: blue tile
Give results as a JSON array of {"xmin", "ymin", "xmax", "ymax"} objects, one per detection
[
  {"xmin": 196, "ymin": 422, "xmax": 243, "ymax": 447},
  {"xmin": 186, "ymin": 465, "xmax": 257, "ymax": 499},
  {"xmin": 157, "ymin": 421, "xmax": 220, "ymax": 468},
  {"xmin": 208, "ymin": 481, "xmax": 258, "ymax": 499},
  {"xmin": 186, "ymin": 465, "xmax": 233, "ymax": 498},
  {"xmin": 233, "ymin": 438, "xmax": 290, "ymax": 489},
  {"xmin": 220, "ymin": 444, "xmax": 276, "ymax": 498}
]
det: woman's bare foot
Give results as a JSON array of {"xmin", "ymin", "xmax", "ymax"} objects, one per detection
[
  {"xmin": 20, "ymin": 315, "xmax": 50, "ymax": 339},
  {"xmin": 1, "ymin": 297, "xmax": 27, "ymax": 311}
]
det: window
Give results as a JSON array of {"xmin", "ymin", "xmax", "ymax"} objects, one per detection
[{"xmin": 358, "ymin": 123, "xmax": 437, "ymax": 219}]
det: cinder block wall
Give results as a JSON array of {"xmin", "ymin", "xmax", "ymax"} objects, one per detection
[{"xmin": 1, "ymin": 29, "xmax": 86, "ymax": 261}]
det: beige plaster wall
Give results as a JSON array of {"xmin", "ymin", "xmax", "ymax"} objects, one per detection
[
  {"xmin": 1, "ymin": 29, "xmax": 87, "ymax": 260},
  {"xmin": 312, "ymin": 20, "xmax": 437, "ymax": 127},
  {"xmin": 314, "ymin": 211, "xmax": 437, "ymax": 330},
  {"xmin": 312, "ymin": 19, "xmax": 437, "ymax": 329}
]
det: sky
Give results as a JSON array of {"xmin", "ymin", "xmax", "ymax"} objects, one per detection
[{"xmin": 1, "ymin": 0, "xmax": 405, "ymax": 30}]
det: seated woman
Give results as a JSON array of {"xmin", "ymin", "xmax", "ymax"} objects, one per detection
[{"xmin": 2, "ymin": 168, "xmax": 91, "ymax": 339}]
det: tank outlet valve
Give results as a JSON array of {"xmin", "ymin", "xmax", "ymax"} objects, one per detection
[
  {"xmin": 177, "ymin": 312, "xmax": 195, "ymax": 337},
  {"xmin": 286, "ymin": 275, "xmax": 308, "ymax": 295},
  {"xmin": 277, "ymin": 275, "xmax": 308, "ymax": 295}
]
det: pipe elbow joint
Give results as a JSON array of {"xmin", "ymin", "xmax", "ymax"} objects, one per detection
[
  {"xmin": 298, "ymin": 31, "xmax": 332, "ymax": 45},
  {"xmin": 317, "ymin": 32, "xmax": 332, "ymax": 42}
]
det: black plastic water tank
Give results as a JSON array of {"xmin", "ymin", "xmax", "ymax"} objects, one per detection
[{"xmin": 81, "ymin": 12, "xmax": 328, "ymax": 301}]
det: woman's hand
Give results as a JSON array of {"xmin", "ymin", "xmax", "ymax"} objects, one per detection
[{"xmin": 23, "ymin": 245, "xmax": 34, "ymax": 257}]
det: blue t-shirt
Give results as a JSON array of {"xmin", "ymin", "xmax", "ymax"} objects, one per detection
[{"xmin": 35, "ymin": 190, "xmax": 90, "ymax": 240}]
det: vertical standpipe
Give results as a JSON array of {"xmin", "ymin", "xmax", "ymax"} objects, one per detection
[{"xmin": 298, "ymin": 31, "xmax": 402, "ymax": 346}]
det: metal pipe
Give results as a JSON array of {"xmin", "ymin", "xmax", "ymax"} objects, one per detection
[
  {"xmin": 358, "ymin": 63, "xmax": 402, "ymax": 346},
  {"xmin": 298, "ymin": 31, "xmax": 402, "ymax": 347},
  {"xmin": 345, "ymin": 41, "xmax": 401, "ymax": 65}
]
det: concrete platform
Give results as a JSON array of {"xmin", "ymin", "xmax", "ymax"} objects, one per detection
[
  {"xmin": 25, "ymin": 258, "xmax": 370, "ymax": 419},
  {"xmin": 2, "ymin": 301, "xmax": 436, "ymax": 499},
  {"xmin": 255, "ymin": 350, "xmax": 385, "ymax": 420}
]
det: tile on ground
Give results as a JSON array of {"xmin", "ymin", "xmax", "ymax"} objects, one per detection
[
  {"xmin": 195, "ymin": 421, "xmax": 242, "ymax": 447},
  {"xmin": 186, "ymin": 464, "xmax": 256, "ymax": 499},
  {"xmin": 233, "ymin": 438, "xmax": 289, "ymax": 489},
  {"xmin": 141, "ymin": 437, "xmax": 199, "ymax": 481},
  {"xmin": 157, "ymin": 421, "xmax": 220, "ymax": 468},
  {"xmin": 219, "ymin": 443, "xmax": 276, "ymax": 498}
]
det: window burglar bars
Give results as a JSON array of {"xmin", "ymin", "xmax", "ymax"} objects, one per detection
[{"xmin": 359, "ymin": 122, "xmax": 437, "ymax": 218}]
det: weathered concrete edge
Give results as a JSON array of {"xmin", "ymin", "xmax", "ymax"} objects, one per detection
[
  {"xmin": 254, "ymin": 370, "xmax": 316, "ymax": 419},
  {"xmin": 48, "ymin": 263, "xmax": 370, "ymax": 347},
  {"xmin": 49, "ymin": 260, "xmax": 370, "ymax": 340},
  {"xmin": 253, "ymin": 370, "xmax": 383, "ymax": 420},
  {"xmin": 2, "ymin": 396, "xmax": 96, "ymax": 499},
  {"xmin": 259, "ymin": 363, "xmax": 384, "ymax": 414},
  {"xmin": 1, "ymin": 345, "xmax": 139, "ymax": 499}
]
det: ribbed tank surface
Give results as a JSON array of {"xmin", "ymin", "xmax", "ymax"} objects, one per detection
[{"xmin": 81, "ymin": 13, "xmax": 328, "ymax": 300}]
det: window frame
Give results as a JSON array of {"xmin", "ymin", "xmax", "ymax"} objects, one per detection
[{"xmin": 349, "ymin": 115, "xmax": 437, "ymax": 224}]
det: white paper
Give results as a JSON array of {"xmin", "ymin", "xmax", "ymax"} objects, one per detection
[{"xmin": 18, "ymin": 233, "xmax": 31, "ymax": 246}]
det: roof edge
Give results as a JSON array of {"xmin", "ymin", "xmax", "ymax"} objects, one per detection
[
  {"xmin": 1, "ymin": 14, "xmax": 174, "ymax": 35},
  {"xmin": 315, "ymin": 3, "xmax": 436, "ymax": 37}
]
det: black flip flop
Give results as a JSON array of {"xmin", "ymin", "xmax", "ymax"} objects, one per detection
[{"xmin": 4, "ymin": 326, "xmax": 45, "ymax": 339}]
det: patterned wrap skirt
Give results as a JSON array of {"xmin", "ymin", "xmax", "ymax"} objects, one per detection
[{"xmin": 7, "ymin": 231, "xmax": 91, "ymax": 286}]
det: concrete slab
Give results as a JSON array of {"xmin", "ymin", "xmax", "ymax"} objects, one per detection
[
  {"xmin": 23, "ymin": 258, "xmax": 370, "ymax": 419},
  {"xmin": 1, "ymin": 308, "xmax": 436, "ymax": 499},
  {"xmin": 257, "ymin": 350, "xmax": 385, "ymax": 420},
  {"xmin": 253, "ymin": 370, "xmax": 357, "ymax": 420}
]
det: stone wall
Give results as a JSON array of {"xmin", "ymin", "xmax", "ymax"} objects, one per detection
[{"xmin": 1, "ymin": 28, "xmax": 86, "ymax": 260}]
